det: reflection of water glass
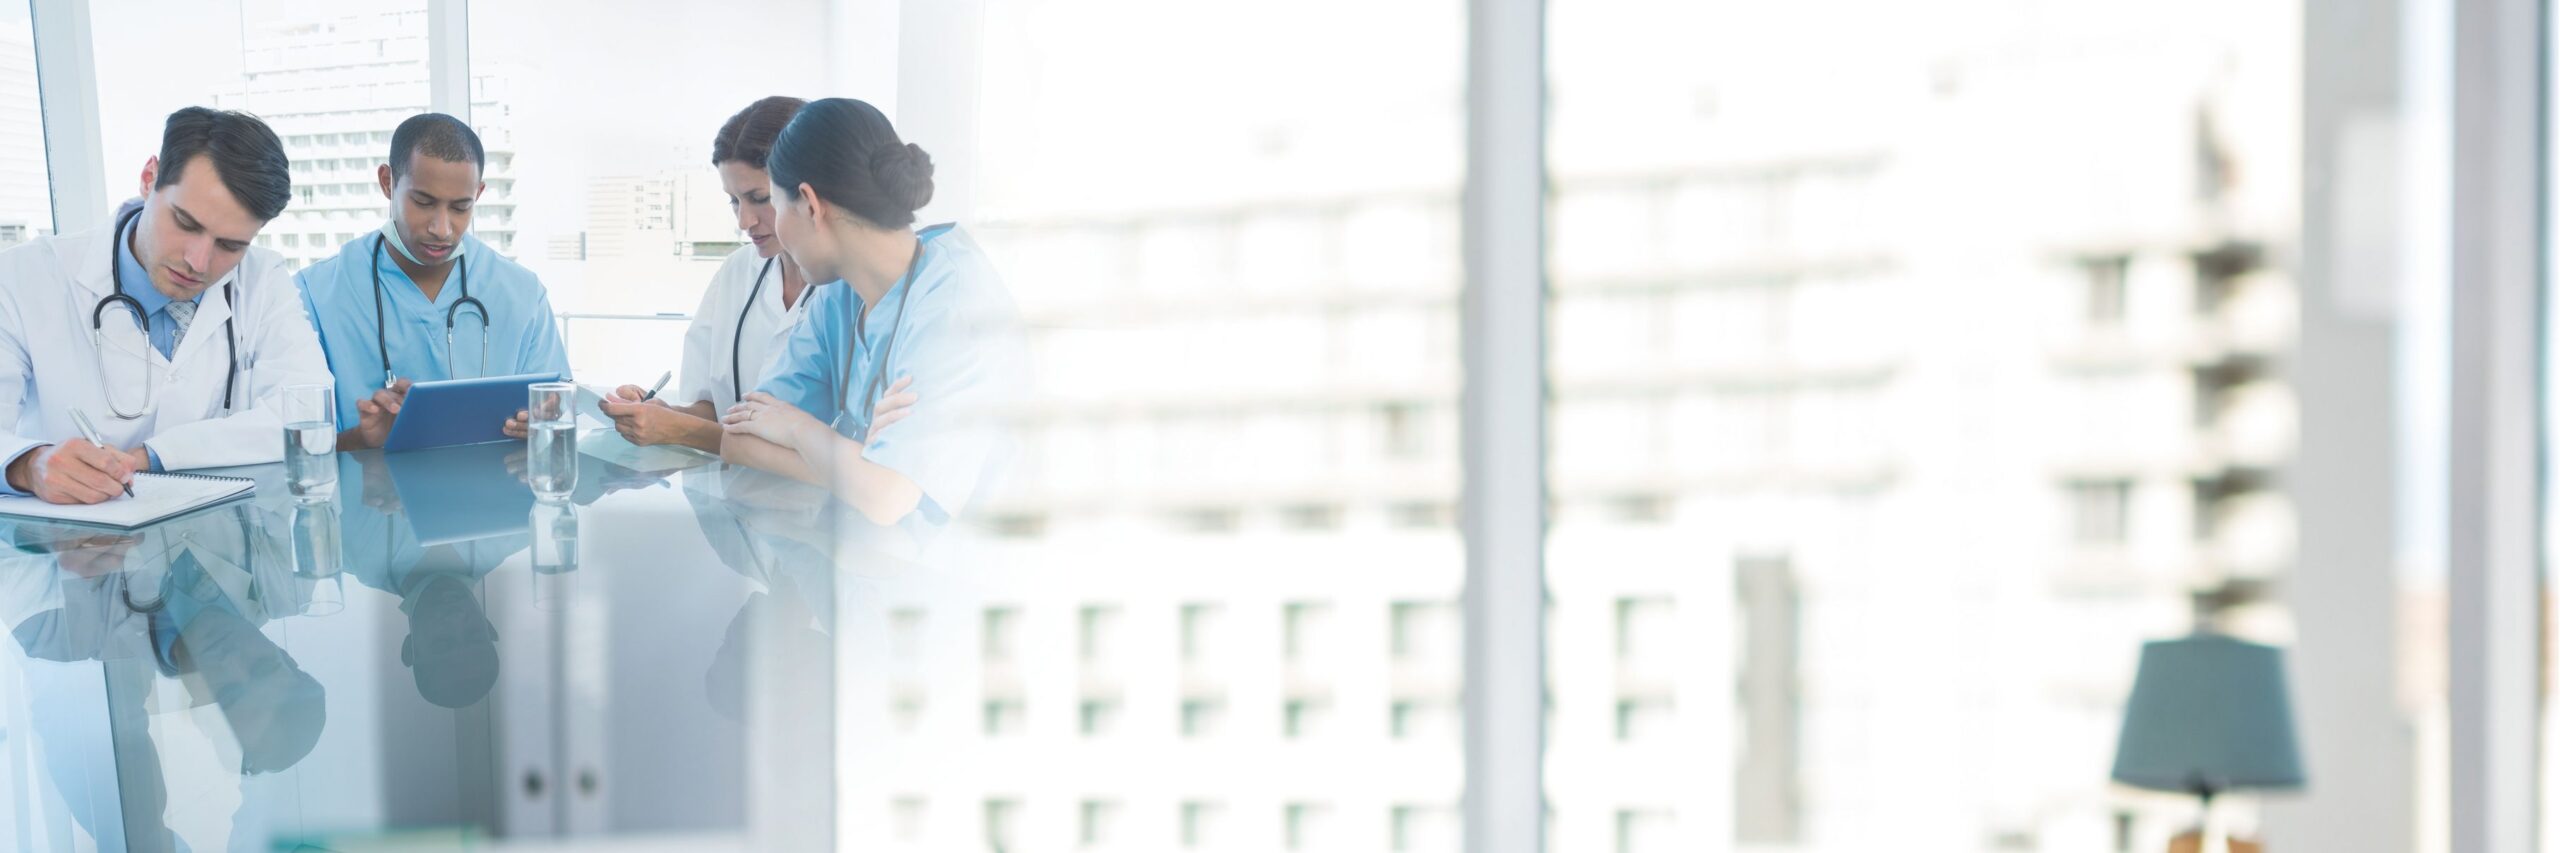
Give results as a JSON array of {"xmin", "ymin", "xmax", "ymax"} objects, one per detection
[
  {"xmin": 302, "ymin": 574, "xmax": 344, "ymax": 617},
  {"xmin": 292, "ymin": 500, "xmax": 342, "ymax": 580},
  {"xmin": 527, "ymin": 382, "xmax": 578, "ymax": 499},
  {"xmin": 290, "ymin": 501, "xmax": 345, "ymax": 616},
  {"xmin": 282, "ymin": 383, "xmax": 338, "ymax": 499},
  {"xmin": 531, "ymin": 498, "xmax": 579, "ymax": 611}
]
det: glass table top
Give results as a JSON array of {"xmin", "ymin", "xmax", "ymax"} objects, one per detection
[{"xmin": 0, "ymin": 436, "xmax": 862, "ymax": 851}]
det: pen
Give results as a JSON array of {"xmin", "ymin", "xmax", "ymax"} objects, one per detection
[
  {"xmin": 66, "ymin": 408, "xmax": 133, "ymax": 499},
  {"xmin": 639, "ymin": 371, "xmax": 672, "ymax": 402}
]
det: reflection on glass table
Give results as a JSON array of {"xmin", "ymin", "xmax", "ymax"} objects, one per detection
[{"xmin": 0, "ymin": 436, "xmax": 848, "ymax": 851}]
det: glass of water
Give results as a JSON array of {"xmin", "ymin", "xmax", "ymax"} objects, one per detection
[
  {"xmin": 282, "ymin": 383, "xmax": 337, "ymax": 500},
  {"xmin": 527, "ymin": 382, "xmax": 578, "ymax": 499}
]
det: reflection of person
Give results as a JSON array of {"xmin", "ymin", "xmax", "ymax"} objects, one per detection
[
  {"xmin": 0, "ymin": 107, "xmax": 334, "ymax": 505},
  {"xmin": 149, "ymin": 548, "xmax": 327, "ymax": 774},
  {"xmin": 1, "ymin": 519, "xmax": 326, "ymax": 853},
  {"xmin": 295, "ymin": 113, "xmax": 573, "ymax": 449},
  {"xmin": 337, "ymin": 451, "xmax": 518, "ymax": 708},
  {"xmin": 399, "ymin": 572, "xmax": 499, "ymax": 708},
  {"xmin": 684, "ymin": 465, "xmax": 834, "ymax": 722},
  {"xmin": 720, "ymin": 98, "xmax": 1027, "ymax": 547}
]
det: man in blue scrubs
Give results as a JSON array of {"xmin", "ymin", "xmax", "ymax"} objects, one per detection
[{"xmin": 295, "ymin": 113, "xmax": 571, "ymax": 449}]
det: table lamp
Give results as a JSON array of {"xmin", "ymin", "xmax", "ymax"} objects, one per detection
[{"xmin": 2111, "ymin": 632, "xmax": 2304, "ymax": 853}]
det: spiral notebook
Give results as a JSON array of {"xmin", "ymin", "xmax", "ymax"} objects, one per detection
[{"xmin": 0, "ymin": 472, "xmax": 256, "ymax": 529}]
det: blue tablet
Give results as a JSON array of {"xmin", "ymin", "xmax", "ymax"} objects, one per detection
[{"xmin": 383, "ymin": 372, "xmax": 564, "ymax": 452}]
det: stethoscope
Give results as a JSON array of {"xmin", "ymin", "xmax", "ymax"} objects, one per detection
[
  {"xmin": 834, "ymin": 238, "xmax": 927, "ymax": 437},
  {"xmin": 733, "ymin": 257, "xmax": 778, "ymax": 400},
  {"xmin": 369, "ymin": 234, "xmax": 489, "ymax": 387},
  {"xmin": 94, "ymin": 205, "xmax": 239, "ymax": 420}
]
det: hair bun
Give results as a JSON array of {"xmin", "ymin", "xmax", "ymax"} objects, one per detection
[{"xmin": 868, "ymin": 142, "xmax": 936, "ymax": 215}]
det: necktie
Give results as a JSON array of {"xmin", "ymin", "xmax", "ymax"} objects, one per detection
[{"xmin": 164, "ymin": 299, "xmax": 196, "ymax": 357}]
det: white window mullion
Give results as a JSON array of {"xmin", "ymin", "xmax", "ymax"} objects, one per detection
[
  {"xmin": 1461, "ymin": 0, "xmax": 1547, "ymax": 850},
  {"xmin": 29, "ymin": 0, "xmax": 106, "ymax": 231}
]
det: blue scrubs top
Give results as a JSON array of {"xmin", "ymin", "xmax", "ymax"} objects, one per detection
[
  {"xmin": 294, "ymin": 232, "xmax": 572, "ymax": 428},
  {"xmin": 755, "ymin": 224, "xmax": 1027, "ymax": 535}
]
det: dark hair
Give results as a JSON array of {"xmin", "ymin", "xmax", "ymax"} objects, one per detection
[
  {"xmin": 155, "ymin": 107, "xmax": 291, "ymax": 221},
  {"xmin": 388, "ymin": 112, "xmax": 486, "ymax": 180},
  {"xmin": 712, "ymin": 95, "xmax": 807, "ymax": 170},
  {"xmin": 768, "ymin": 97, "xmax": 933, "ymax": 229}
]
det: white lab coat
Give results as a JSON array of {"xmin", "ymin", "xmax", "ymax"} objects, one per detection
[
  {"xmin": 0, "ymin": 215, "xmax": 334, "ymax": 473},
  {"xmin": 675, "ymin": 245, "xmax": 813, "ymax": 412}
]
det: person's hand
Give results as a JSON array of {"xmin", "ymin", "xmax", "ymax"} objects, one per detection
[
  {"xmin": 344, "ymin": 378, "xmax": 410, "ymax": 450},
  {"xmin": 503, "ymin": 409, "xmax": 531, "ymax": 439},
  {"xmin": 610, "ymin": 384, "xmax": 669, "ymax": 406},
  {"xmin": 57, "ymin": 533, "xmax": 141, "ymax": 579},
  {"xmin": 8, "ymin": 440, "xmax": 137, "ymax": 505},
  {"xmin": 600, "ymin": 396, "xmax": 698, "ymax": 447},
  {"xmin": 358, "ymin": 452, "xmax": 401, "ymax": 513},
  {"xmin": 721, "ymin": 393, "xmax": 829, "ymax": 450},
  {"xmin": 866, "ymin": 376, "xmax": 918, "ymax": 442}
]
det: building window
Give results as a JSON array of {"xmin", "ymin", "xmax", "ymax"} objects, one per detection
[
  {"xmin": 1390, "ymin": 600, "xmax": 1457, "ymax": 662},
  {"xmin": 1079, "ymin": 604, "xmax": 1120, "ymax": 663},
  {"xmin": 1283, "ymin": 600, "xmax": 1331, "ymax": 662},
  {"xmin": 982, "ymin": 606, "xmax": 1019, "ymax": 664},
  {"xmin": 2066, "ymin": 479, "xmax": 2133, "ymax": 545},
  {"xmin": 1079, "ymin": 799, "xmax": 1121, "ymax": 848},
  {"xmin": 1180, "ymin": 602, "xmax": 1223, "ymax": 665},
  {"xmin": 1281, "ymin": 502, "xmax": 1344, "ymax": 530},
  {"xmin": 1390, "ymin": 699, "xmax": 1456, "ymax": 742},
  {"xmin": 1079, "ymin": 698, "xmax": 1121, "ymax": 737},
  {"xmin": 1615, "ymin": 698, "xmax": 1675, "ymax": 743},
  {"xmin": 891, "ymin": 608, "xmax": 927, "ymax": 665},
  {"xmin": 1284, "ymin": 803, "xmax": 1331, "ymax": 851},
  {"xmin": 1181, "ymin": 698, "xmax": 1227, "ymax": 738},
  {"xmin": 1388, "ymin": 501, "xmax": 1453, "ymax": 529},
  {"xmin": 1735, "ymin": 555, "xmax": 1802, "ymax": 845},
  {"xmin": 891, "ymin": 796, "xmax": 926, "ymax": 844},
  {"xmin": 1614, "ymin": 596, "xmax": 1674, "ymax": 665},
  {"xmin": 1390, "ymin": 803, "xmax": 1457, "ymax": 852},
  {"xmin": 1616, "ymin": 809, "xmax": 1675, "ymax": 853},
  {"xmin": 1284, "ymin": 698, "xmax": 1330, "ymax": 739},
  {"xmin": 891, "ymin": 695, "xmax": 925, "ymax": 734},
  {"xmin": 982, "ymin": 699, "xmax": 1025, "ymax": 737},
  {"xmin": 1380, "ymin": 400, "xmax": 1427, "ymax": 459},
  {"xmin": 2083, "ymin": 254, "xmax": 2130, "ymax": 326},
  {"xmin": 984, "ymin": 799, "xmax": 1019, "ymax": 853},
  {"xmin": 1180, "ymin": 801, "xmax": 1224, "ymax": 849}
]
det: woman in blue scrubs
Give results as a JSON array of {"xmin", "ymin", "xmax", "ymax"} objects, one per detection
[{"xmin": 719, "ymin": 98, "xmax": 1025, "ymax": 537}]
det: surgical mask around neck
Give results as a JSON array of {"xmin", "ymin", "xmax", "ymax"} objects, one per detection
[{"xmin": 378, "ymin": 219, "xmax": 465, "ymax": 267}]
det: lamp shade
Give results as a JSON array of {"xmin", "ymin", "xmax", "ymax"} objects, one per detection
[{"xmin": 2110, "ymin": 632, "xmax": 2305, "ymax": 794}]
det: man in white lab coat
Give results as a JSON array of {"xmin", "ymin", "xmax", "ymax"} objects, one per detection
[{"xmin": 0, "ymin": 106, "xmax": 332, "ymax": 504}]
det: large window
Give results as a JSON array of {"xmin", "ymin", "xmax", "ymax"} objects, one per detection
[
  {"xmin": 466, "ymin": 0, "xmax": 834, "ymax": 390},
  {"xmin": 842, "ymin": 0, "xmax": 1469, "ymax": 848},
  {"xmin": 84, "ymin": 0, "xmax": 435, "ymax": 266},
  {"xmin": 0, "ymin": 2, "xmax": 48, "ymax": 245},
  {"xmin": 1541, "ymin": 1, "xmax": 2428, "ymax": 851}
]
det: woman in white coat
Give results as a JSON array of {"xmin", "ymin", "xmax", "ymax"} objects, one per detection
[{"xmin": 0, "ymin": 107, "xmax": 333, "ymax": 505}]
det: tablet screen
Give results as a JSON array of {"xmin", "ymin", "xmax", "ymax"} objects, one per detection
[{"xmin": 382, "ymin": 372, "xmax": 565, "ymax": 452}]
